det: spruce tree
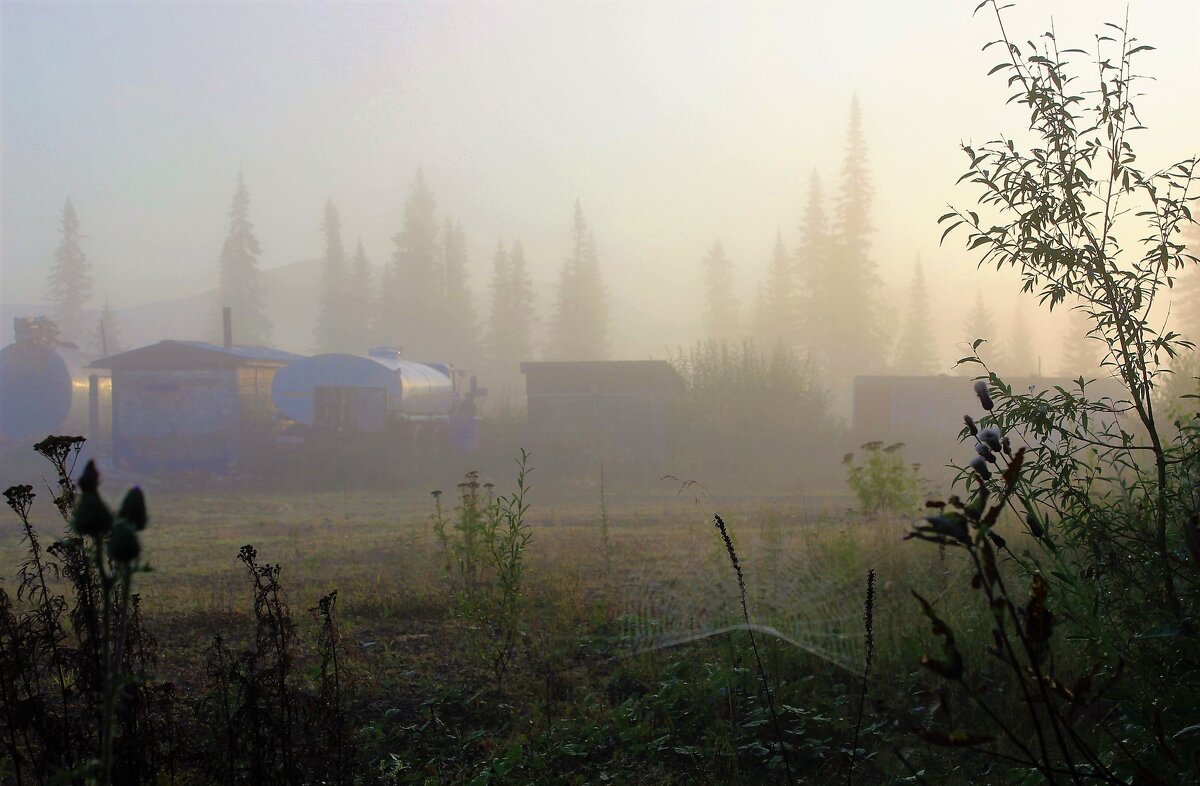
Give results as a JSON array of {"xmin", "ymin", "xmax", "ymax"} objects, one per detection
[
  {"xmin": 346, "ymin": 240, "xmax": 374, "ymax": 353},
  {"xmin": 1058, "ymin": 305, "xmax": 1104, "ymax": 377},
  {"xmin": 486, "ymin": 241, "xmax": 513, "ymax": 369},
  {"xmin": 962, "ymin": 290, "xmax": 998, "ymax": 373},
  {"xmin": 90, "ymin": 300, "xmax": 124, "ymax": 356},
  {"xmin": 753, "ymin": 232, "xmax": 796, "ymax": 348},
  {"xmin": 796, "ymin": 171, "xmax": 829, "ymax": 353},
  {"xmin": 382, "ymin": 170, "xmax": 441, "ymax": 355},
  {"xmin": 507, "ymin": 240, "xmax": 536, "ymax": 365},
  {"xmin": 998, "ymin": 297, "xmax": 1038, "ymax": 377},
  {"xmin": 314, "ymin": 199, "xmax": 350, "ymax": 352},
  {"xmin": 46, "ymin": 198, "xmax": 92, "ymax": 345},
  {"xmin": 441, "ymin": 218, "xmax": 478, "ymax": 362},
  {"xmin": 486, "ymin": 239, "xmax": 537, "ymax": 388},
  {"xmin": 750, "ymin": 286, "xmax": 770, "ymax": 347},
  {"xmin": 823, "ymin": 94, "xmax": 884, "ymax": 381},
  {"xmin": 549, "ymin": 200, "xmax": 608, "ymax": 360},
  {"xmin": 893, "ymin": 257, "xmax": 937, "ymax": 374},
  {"xmin": 217, "ymin": 172, "xmax": 271, "ymax": 345},
  {"xmin": 701, "ymin": 240, "xmax": 739, "ymax": 342}
]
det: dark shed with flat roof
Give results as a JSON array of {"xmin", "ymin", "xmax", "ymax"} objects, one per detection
[
  {"xmin": 92, "ymin": 341, "xmax": 299, "ymax": 472},
  {"xmin": 520, "ymin": 360, "xmax": 684, "ymax": 479}
]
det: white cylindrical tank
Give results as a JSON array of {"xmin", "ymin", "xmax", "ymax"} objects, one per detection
[{"xmin": 271, "ymin": 348, "xmax": 456, "ymax": 426}]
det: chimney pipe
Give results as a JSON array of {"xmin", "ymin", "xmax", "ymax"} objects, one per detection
[{"xmin": 222, "ymin": 307, "xmax": 233, "ymax": 349}]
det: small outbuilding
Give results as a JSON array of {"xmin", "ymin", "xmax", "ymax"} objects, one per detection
[
  {"xmin": 92, "ymin": 340, "xmax": 299, "ymax": 472},
  {"xmin": 520, "ymin": 360, "xmax": 684, "ymax": 479},
  {"xmin": 852, "ymin": 374, "xmax": 1126, "ymax": 474}
]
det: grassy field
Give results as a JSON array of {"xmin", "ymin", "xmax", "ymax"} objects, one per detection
[{"xmin": 0, "ymin": 466, "xmax": 1038, "ymax": 784}]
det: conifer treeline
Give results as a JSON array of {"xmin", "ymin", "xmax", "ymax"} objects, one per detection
[
  {"xmin": 696, "ymin": 96, "xmax": 1088, "ymax": 383},
  {"xmin": 47, "ymin": 94, "xmax": 1187, "ymax": 380},
  {"xmin": 306, "ymin": 174, "xmax": 609, "ymax": 383},
  {"xmin": 705, "ymin": 95, "xmax": 922, "ymax": 385}
]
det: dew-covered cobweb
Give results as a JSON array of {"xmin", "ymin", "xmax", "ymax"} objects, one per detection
[{"xmin": 604, "ymin": 496, "xmax": 967, "ymax": 672}]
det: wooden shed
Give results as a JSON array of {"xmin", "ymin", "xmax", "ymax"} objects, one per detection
[
  {"xmin": 92, "ymin": 341, "xmax": 299, "ymax": 472},
  {"xmin": 852, "ymin": 374, "xmax": 1126, "ymax": 473},
  {"xmin": 520, "ymin": 360, "xmax": 684, "ymax": 478}
]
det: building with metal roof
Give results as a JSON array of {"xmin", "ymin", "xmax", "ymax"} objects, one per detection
[{"xmin": 91, "ymin": 340, "xmax": 301, "ymax": 472}]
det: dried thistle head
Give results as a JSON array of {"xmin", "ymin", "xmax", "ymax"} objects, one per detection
[
  {"xmin": 107, "ymin": 520, "xmax": 141, "ymax": 564},
  {"xmin": 71, "ymin": 461, "xmax": 112, "ymax": 537},
  {"xmin": 3, "ymin": 484, "xmax": 35, "ymax": 518},
  {"xmin": 33, "ymin": 435, "xmax": 85, "ymax": 470},
  {"xmin": 117, "ymin": 487, "xmax": 148, "ymax": 531}
]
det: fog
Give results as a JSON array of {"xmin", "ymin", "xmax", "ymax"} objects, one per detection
[
  {"xmin": 3, "ymin": 0, "xmax": 1197, "ymax": 371},
  {"xmin": 3, "ymin": 7, "xmax": 1200, "ymax": 782},
  {"xmin": 2, "ymin": 0, "xmax": 1190, "ymax": 357}
]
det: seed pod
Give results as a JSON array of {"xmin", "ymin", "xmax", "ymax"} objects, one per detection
[
  {"xmin": 71, "ymin": 489, "xmax": 112, "ymax": 537},
  {"xmin": 979, "ymin": 427, "xmax": 1002, "ymax": 452},
  {"xmin": 963, "ymin": 415, "xmax": 979, "ymax": 437},
  {"xmin": 107, "ymin": 520, "xmax": 141, "ymax": 563},
  {"xmin": 975, "ymin": 443, "xmax": 997, "ymax": 463},
  {"xmin": 1026, "ymin": 512, "xmax": 1044, "ymax": 539},
  {"xmin": 118, "ymin": 487, "xmax": 148, "ymax": 531},
  {"xmin": 974, "ymin": 380, "xmax": 994, "ymax": 411},
  {"xmin": 969, "ymin": 455, "xmax": 992, "ymax": 480},
  {"xmin": 78, "ymin": 460, "xmax": 100, "ymax": 493}
]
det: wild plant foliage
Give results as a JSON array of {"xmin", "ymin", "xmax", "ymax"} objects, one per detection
[
  {"xmin": 842, "ymin": 441, "xmax": 925, "ymax": 516},
  {"xmin": 940, "ymin": 0, "xmax": 1199, "ymax": 606},
  {"xmin": 2, "ymin": 439, "xmax": 355, "ymax": 785},
  {"xmin": 199, "ymin": 545, "xmax": 353, "ymax": 786},
  {"xmin": 1, "ymin": 437, "xmax": 168, "ymax": 785},
  {"xmin": 431, "ymin": 454, "xmax": 534, "ymax": 687},
  {"xmin": 909, "ymin": 3, "xmax": 1200, "ymax": 780}
]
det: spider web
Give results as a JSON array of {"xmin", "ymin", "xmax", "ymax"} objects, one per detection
[{"xmin": 608, "ymin": 506, "xmax": 965, "ymax": 672}]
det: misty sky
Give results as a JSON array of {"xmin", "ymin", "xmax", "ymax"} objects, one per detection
[{"xmin": 2, "ymin": 0, "xmax": 1198, "ymax": 361}]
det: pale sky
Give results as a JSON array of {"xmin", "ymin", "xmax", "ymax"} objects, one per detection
[{"xmin": 2, "ymin": 0, "xmax": 1198, "ymax": 363}]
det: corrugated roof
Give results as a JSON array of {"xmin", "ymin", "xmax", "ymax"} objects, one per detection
[
  {"xmin": 91, "ymin": 340, "xmax": 301, "ymax": 369},
  {"xmin": 170, "ymin": 341, "xmax": 300, "ymax": 363}
]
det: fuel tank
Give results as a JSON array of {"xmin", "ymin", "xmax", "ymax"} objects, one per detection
[{"xmin": 0, "ymin": 341, "xmax": 111, "ymax": 441}]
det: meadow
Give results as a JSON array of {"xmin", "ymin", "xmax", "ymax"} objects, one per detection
[{"xmin": 1, "ymin": 457, "xmax": 1014, "ymax": 785}]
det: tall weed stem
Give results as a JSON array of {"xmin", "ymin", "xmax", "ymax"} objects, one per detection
[{"xmin": 712, "ymin": 514, "xmax": 796, "ymax": 786}]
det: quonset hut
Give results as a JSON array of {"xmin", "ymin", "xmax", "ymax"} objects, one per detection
[
  {"xmin": 91, "ymin": 340, "xmax": 298, "ymax": 472},
  {"xmin": 271, "ymin": 348, "xmax": 473, "ymax": 432},
  {"xmin": 0, "ymin": 317, "xmax": 111, "ymax": 445},
  {"xmin": 269, "ymin": 347, "xmax": 481, "ymax": 483}
]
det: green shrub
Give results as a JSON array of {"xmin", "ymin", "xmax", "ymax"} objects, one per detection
[
  {"xmin": 431, "ymin": 451, "xmax": 534, "ymax": 687},
  {"xmin": 843, "ymin": 442, "xmax": 924, "ymax": 515}
]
